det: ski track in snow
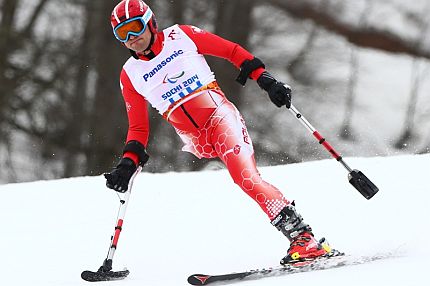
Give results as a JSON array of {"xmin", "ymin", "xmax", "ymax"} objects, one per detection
[{"xmin": 0, "ymin": 154, "xmax": 429, "ymax": 286}]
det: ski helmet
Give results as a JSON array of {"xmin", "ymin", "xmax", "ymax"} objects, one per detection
[{"xmin": 111, "ymin": 0, "xmax": 158, "ymax": 35}]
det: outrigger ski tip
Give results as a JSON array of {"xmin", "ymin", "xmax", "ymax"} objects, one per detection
[
  {"xmin": 81, "ymin": 258, "xmax": 130, "ymax": 282},
  {"xmin": 81, "ymin": 269, "xmax": 130, "ymax": 282},
  {"xmin": 348, "ymin": 169, "xmax": 379, "ymax": 200}
]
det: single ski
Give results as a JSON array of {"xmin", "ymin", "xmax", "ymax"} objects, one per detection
[
  {"xmin": 187, "ymin": 252, "xmax": 393, "ymax": 285},
  {"xmin": 81, "ymin": 269, "xmax": 130, "ymax": 282}
]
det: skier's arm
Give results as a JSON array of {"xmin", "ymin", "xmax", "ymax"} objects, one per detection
[
  {"xmin": 120, "ymin": 69, "xmax": 150, "ymax": 166},
  {"xmin": 179, "ymin": 25, "xmax": 265, "ymax": 81},
  {"xmin": 180, "ymin": 25, "xmax": 292, "ymax": 108},
  {"xmin": 104, "ymin": 70, "xmax": 150, "ymax": 193}
]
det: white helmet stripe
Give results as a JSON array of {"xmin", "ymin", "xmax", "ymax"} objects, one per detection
[
  {"xmin": 141, "ymin": 7, "xmax": 153, "ymax": 24},
  {"xmin": 113, "ymin": 3, "xmax": 121, "ymax": 23},
  {"xmin": 125, "ymin": 0, "xmax": 131, "ymax": 19}
]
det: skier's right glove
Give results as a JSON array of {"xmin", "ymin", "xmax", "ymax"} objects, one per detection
[
  {"xmin": 257, "ymin": 71, "xmax": 292, "ymax": 108},
  {"xmin": 104, "ymin": 157, "xmax": 137, "ymax": 193}
]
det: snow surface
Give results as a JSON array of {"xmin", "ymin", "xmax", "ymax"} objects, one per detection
[{"xmin": 1, "ymin": 154, "xmax": 429, "ymax": 286}]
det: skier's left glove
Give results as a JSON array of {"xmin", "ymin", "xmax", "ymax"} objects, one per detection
[
  {"xmin": 257, "ymin": 71, "xmax": 292, "ymax": 108},
  {"xmin": 104, "ymin": 157, "xmax": 137, "ymax": 193}
]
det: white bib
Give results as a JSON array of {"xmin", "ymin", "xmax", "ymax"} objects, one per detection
[{"xmin": 122, "ymin": 25, "xmax": 216, "ymax": 115}]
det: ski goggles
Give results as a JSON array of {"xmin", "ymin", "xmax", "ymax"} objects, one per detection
[{"xmin": 113, "ymin": 8, "xmax": 153, "ymax": 43}]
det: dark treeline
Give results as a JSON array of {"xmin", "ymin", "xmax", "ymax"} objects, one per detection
[{"xmin": 0, "ymin": 0, "xmax": 429, "ymax": 182}]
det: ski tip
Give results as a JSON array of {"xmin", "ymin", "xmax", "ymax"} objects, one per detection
[{"xmin": 187, "ymin": 274, "xmax": 212, "ymax": 285}]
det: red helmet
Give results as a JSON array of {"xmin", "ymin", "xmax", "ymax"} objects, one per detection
[{"xmin": 111, "ymin": 0, "xmax": 157, "ymax": 33}]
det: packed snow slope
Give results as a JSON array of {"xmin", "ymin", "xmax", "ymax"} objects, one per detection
[{"xmin": 1, "ymin": 154, "xmax": 429, "ymax": 286}]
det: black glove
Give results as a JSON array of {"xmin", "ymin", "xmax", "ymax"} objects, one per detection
[
  {"xmin": 104, "ymin": 157, "xmax": 137, "ymax": 193},
  {"xmin": 257, "ymin": 71, "xmax": 292, "ymax": 108}
]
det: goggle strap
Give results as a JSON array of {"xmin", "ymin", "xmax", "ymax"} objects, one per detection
[{"xmin": 141, "ymin": 7, "xmax": 153, "ymax": 26}]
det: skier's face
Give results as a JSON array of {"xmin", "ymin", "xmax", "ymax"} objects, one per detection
[{"xmin": 124, "ymin": 27, "xmax": 152, "ymax": 53}]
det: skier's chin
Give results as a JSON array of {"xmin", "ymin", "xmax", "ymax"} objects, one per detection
[{"xmin": 128, "ymin": 39, "xmax": 147, "ymax": 52}]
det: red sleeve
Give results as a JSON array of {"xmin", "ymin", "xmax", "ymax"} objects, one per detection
[
  {"xmin": 120, "ymin": 69, "xmax": 150, "ymax": 165},
  {"xmin": 179, "ymin": 25, "xmax": 264, "ymax": 80}
]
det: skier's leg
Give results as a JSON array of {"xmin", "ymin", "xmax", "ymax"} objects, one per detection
[
  {"xmin": 170, "ymin": 91, "xmax": 331, "ymax": 264},
  {"xmin": 209, "ymin": 101, "xmax": 289, "ymax": 220},
  {"xmin": 210, "ymin": 101, "xmax": 330, "ymax": 263}
]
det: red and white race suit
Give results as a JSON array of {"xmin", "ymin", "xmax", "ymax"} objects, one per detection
[{"xmin": 120, "ymin": 24, "xmax": 289, "ymax": 220}]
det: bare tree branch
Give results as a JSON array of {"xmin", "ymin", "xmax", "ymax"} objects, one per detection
[
  {"xmin": 21, "ymin": 0, "xmax": 50, "ymax": 38},
  {"xmin": 265, "ymin": 0, "xmax": 430, "ymax": 59}
]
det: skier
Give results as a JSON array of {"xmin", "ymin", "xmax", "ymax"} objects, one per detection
[{"xmin": 105, "ymin": 0, "xmax": 331, "ymax": 264}]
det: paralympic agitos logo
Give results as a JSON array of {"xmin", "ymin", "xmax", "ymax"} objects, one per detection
[
  {"xmin": 163, "ymin": 71, "xmax": 185, "ymax": 84},
  {"xmin": 143, "ymin": 50, "xmax": 184, "ymax": 82}
]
